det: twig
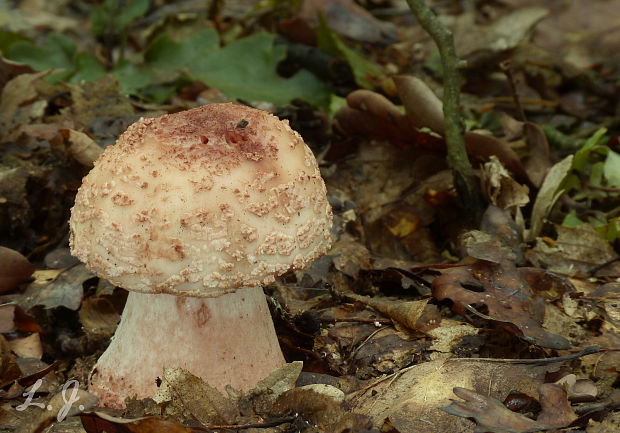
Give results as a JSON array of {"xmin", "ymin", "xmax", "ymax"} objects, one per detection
[
  {"xmin": 405, "ymin": 0, "xmax": 482, "ymax": 223},
  {"xmin": 193, "ymin": 417, "xmax": 297, "ymax": 431}
]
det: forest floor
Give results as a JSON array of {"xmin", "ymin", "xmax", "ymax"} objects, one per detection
[{"xmin": 1, "ymin": 0, "xmax": 620, "ymax": 432}]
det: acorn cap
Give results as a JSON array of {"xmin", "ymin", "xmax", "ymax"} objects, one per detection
[{"xmin": 69, "ymin": 103, "xmax": 333, "ymax": 297}]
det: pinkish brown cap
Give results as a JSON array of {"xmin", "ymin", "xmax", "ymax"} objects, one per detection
[{"xmin": 69, "ymin": 103, "xmax": 333, "ymax": 297}]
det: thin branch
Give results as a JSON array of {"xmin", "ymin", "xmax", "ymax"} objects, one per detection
[{"xmin": 405, "ymin": 0, "xmax": 483, "ymax": 222}]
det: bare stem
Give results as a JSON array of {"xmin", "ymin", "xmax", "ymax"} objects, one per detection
[{"xmin": 405, "ymin": 0, "xmax": 482, "ymax": 222}]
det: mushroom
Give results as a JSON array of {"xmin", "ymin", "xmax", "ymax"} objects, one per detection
[{"xmin": 69, "ymin": 103, "xmax": 333, "ymax": 408}]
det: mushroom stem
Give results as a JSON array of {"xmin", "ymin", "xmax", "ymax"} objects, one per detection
[{"xmin": 89, "ymin": 286, "xmax": 285, "ymax": 408}]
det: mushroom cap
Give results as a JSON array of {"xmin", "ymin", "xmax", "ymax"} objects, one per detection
[{"xmin": 69, "ymin": 103, "xmax": 332, "ymax": 297}]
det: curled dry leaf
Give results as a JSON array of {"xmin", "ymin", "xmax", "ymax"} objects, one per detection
[
  {"xmin": 556, "ymin": 374, "xmax": 598, "ymax": 402},
  {"xmin": 8, "ymin": 333, "xmax": 42, "ymax": 359},
  {"xmin": 536, "ymin": 383, "xmax": 577, "ymax": 427},
  {"xmin": 273, "ymin": 384, "xmax": 373, "ymax": 432},
  {"xmin": 442, "ymin": 387, "xmax": 547, "ymax": 433},
  {"xmin": 0, "ymin": 71, "xmax": 49, "ymax": 136},
  {"xmin": 350, "ymin": 358, "xmax": 555, "ymax": 433},
  {"xmin": 153, "ymin": 368, "xmax": 239, "ymax": 425},
  {"xmin": 432, "ymin": 258, "xmax": 571, "ymax": 349},
  {"xmin": 481, "ymin": 157, "xmax": 530, "ymax": 211},
  {"xmin": 0, "ymin": 246, "xmax": 35, "ymax": 293},
  {"xmin": 342, "ymin": 292, "xmax": 430, "ymax": 333},
  {"xmin": 81, "ymin": 412, "xmax": 193, "ymax": 433},
  {"xmin": 78, "ymin": 296, "xmax": 121, "ymax": 337},
  {"xmin": 297, "ymin": 0, "xmax": 398, "ymax": 45},
  {"xmin": 61, "ymin": 129, "xmax": 104, "ymax": 167},
  {"xmin": 526, "ymin": 225, "xmax": 619, "ymax": 277},
  {"xmin": 20, "ymin": 264, "xmax": 92, "ymax": 311}
]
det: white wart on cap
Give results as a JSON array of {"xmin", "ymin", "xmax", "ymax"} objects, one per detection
[{"xmin": 70, "ymin": 103, "xmax": 332, "ymax": 297}]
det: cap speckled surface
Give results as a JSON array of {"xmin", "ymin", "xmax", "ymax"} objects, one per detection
[{"xmin": 69, "ymin": 103, "xmax": 333, "ymax": 297}]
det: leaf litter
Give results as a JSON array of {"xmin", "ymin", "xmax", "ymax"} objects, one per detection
[{"xmin": 1, "ymin": 1, "xmax": 620, "ymax": 432}]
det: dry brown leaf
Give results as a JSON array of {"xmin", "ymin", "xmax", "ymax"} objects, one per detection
[
  {"xmin": 343, "ymin": 293, "xmax": 429, "ymax": 333},
  {"xmin": 0, "ymin": 71, "xmax": 49, "ymax": 135},
  {"xmin": 526, "ymin": 225, "xmax": 619, "ymax": 277},
  {"xmin": 350, "ymin": 358, "xmax": 557, "ymax": 433},
  {"xmin": 153, "ymin": 368, "xmax": 239, "ymax": 425},
  {"xmin": 442, "ymin": 387, "xmax": 546, "ymax": 433},
  {"xmin": 536, "ymin": 383, "xmax": 577, "ymax": 427},
  {"xmin": 298, "ymin": 0, "xmax": 397, "ymax": 44},
  {"xmin": 81, "ymin": 412, "xmax": 193, "ymax": 433},
  {"xmin": 78, "ymin": 297, "xmax": 120, "ymax": 337},
  {"xmin": 61, "ymin": 129, "xmax": 104, "ymax": 167},
  {"xmin": 8, "ymin": 333, "xmax": 42, "ymax": 359},
  {"xmin": 432, "ymin": 259, "xmax": 570, "ymax": 349},
  {"xmin": 0, "ymin": 303, "xmax": 15, "ymax": 334},
  {"xmin": 20, "ymin": 265, "xmax": 92, "ymax": 311}
]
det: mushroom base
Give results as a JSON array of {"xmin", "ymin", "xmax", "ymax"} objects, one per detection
[{"xmin": 89, "ymin": 287, "xmax": 285, "ymax": 408}]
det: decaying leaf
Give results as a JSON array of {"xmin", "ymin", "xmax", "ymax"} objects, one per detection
[
  {"xmin": 442, "ymin": 387, "xmax": 547, "ymax": 433},
  {"xmin": 343, "ymin": 292, "xmax": 429, "ymax": 333},
  {"xmin": 8, "ymin": 333, "xmax": 42, "ymax": 359},
  {"xmin": 526, "ymin": 225, "xmax": 619, "ymax": 277},
  {"xmin": 20, "ymin": 264, "xmax": 92, "ymax": 311},
  {"xmin": 81, "ymin": 412, "xmax": 193, "ymax": 433},
  {"xmin": 0, "ymin": 71, "xmax": 49, "ymax": 135},
  {"xmin": 432, "ymin": 258, "xmax": 571, "ymax": 349},
  {"xmin": 273, "ymin": 384, "xmax": 373, "ymax": 432},
  {"xmin": 61, "ymin": 129, "xmax": 104, "ymax": 167},
  {"xmin": 78, "ymin": 296, "xmax": 121, "ymax": 337},
  {"xmin": 350, "ymin": 356, "xmax": 570, "ymax": 433},
  {"xmin": 153, "ymin": 368, "xmax": 239, "ymax": 425}
]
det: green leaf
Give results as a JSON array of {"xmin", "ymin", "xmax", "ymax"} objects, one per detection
[
  {"xmin": 606, "ymin": 217, "xmax": 620, "ymax": 242},
  {"xmin": 603, "ymin": 149, "xmax": 620, "ymax": 187},
  {"xmin": 115, "ymin": 0, "xmax": 149, "ymax": 33},
  {"xmin": 112, "ymin": 60, "xmax": 150, "ymax": 95},
  {"xmin": 316, "ymin": 14, "xmax": 381, "ymax": 89},
  {"xmin": 0, "ymin": 30, "xmax": 29, "ymax": 55},
  {"xmin": 73, "ymin": 52, "xmax": 106, "ymax": 82},
  {"xmin": 194, "ymin": 32, "xmax": 329, "ymax": 106},
  {"xmin": 562, "ymin": 211, "xmax": 584, "ymax": 227},
  {"xmin": 92, "ymin": 0, "xmax": 149, "ymax": 36},
  {"xmin": 9, "ymin": 33, "xmax": 75, "ymax": 71},
  {"xmin": 572, "ymin": 127, "xmax": 607, "ymax": 172},
  {"xmin": 145, "ymin": 29, "xmax": 219, "ymax": 78},
  {"xmin": 146, "ymin": 30, "xmax": 329, "ymax": 106}
]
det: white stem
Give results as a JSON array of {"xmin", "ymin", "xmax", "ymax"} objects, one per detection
[{"xmin": 89, "ymin": 287, "xmax": 285, "ymax": 408}]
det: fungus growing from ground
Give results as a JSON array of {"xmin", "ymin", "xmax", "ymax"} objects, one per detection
[{"xmin": 69, "ymin": 103, "xmax": 333, "ymax": 408}]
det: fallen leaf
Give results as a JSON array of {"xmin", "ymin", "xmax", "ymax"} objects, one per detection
[
  {"xmin": 350, "ymin": 357, "xmax": 559, "ymax": 433},
  {"xmin": 527, "ymin": 155, "xmax": 573, "ymax": 242},
  {"xmin": 442, "ymin": 387, "xmax": 546, "ymax": 433},
  {"xmin": 526, "ymin": 225, "xmax": 619, "ymax": 277},
  {"xmin": 454, "ymin": 7, "xmax": 549, "ymax": 58},
  {"xmin": 343, "ymin": 293, "xmax": 429, "ymax": 333},
  {"xmin": 61, "ymin": 129, "xmax": 104, "ymax": 167},
  {"xmin": 153, "ymin": 368, "xmax": 239, "ymax": 425},
  {"xmin": 8, "ymin": 333, "xmax": 42, "ymax": 359},
  {"xmin": 78, "ymin": 297, "xmax": 120, "ymax": 337},
  {"xmin": 432, "ymin": 259, "xmax": 571, "ymax": 349},
  {"xmin": 0, "ymin": 71, "xmax": 49, "ymax": 135},
  {"xmin": 81, "ymin": 412, "xmax": 192, "ymax": 433},
  {"xmin": 20, "ymin": 264, "xmax": 92, "ymax": 311},
  {"xmin": 536, "ymin": 383, "xmax": 577, "ymax": 427},
  {"xmin": 298, "ymin": 0, "xmax": 397, "ymax": 45}
]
